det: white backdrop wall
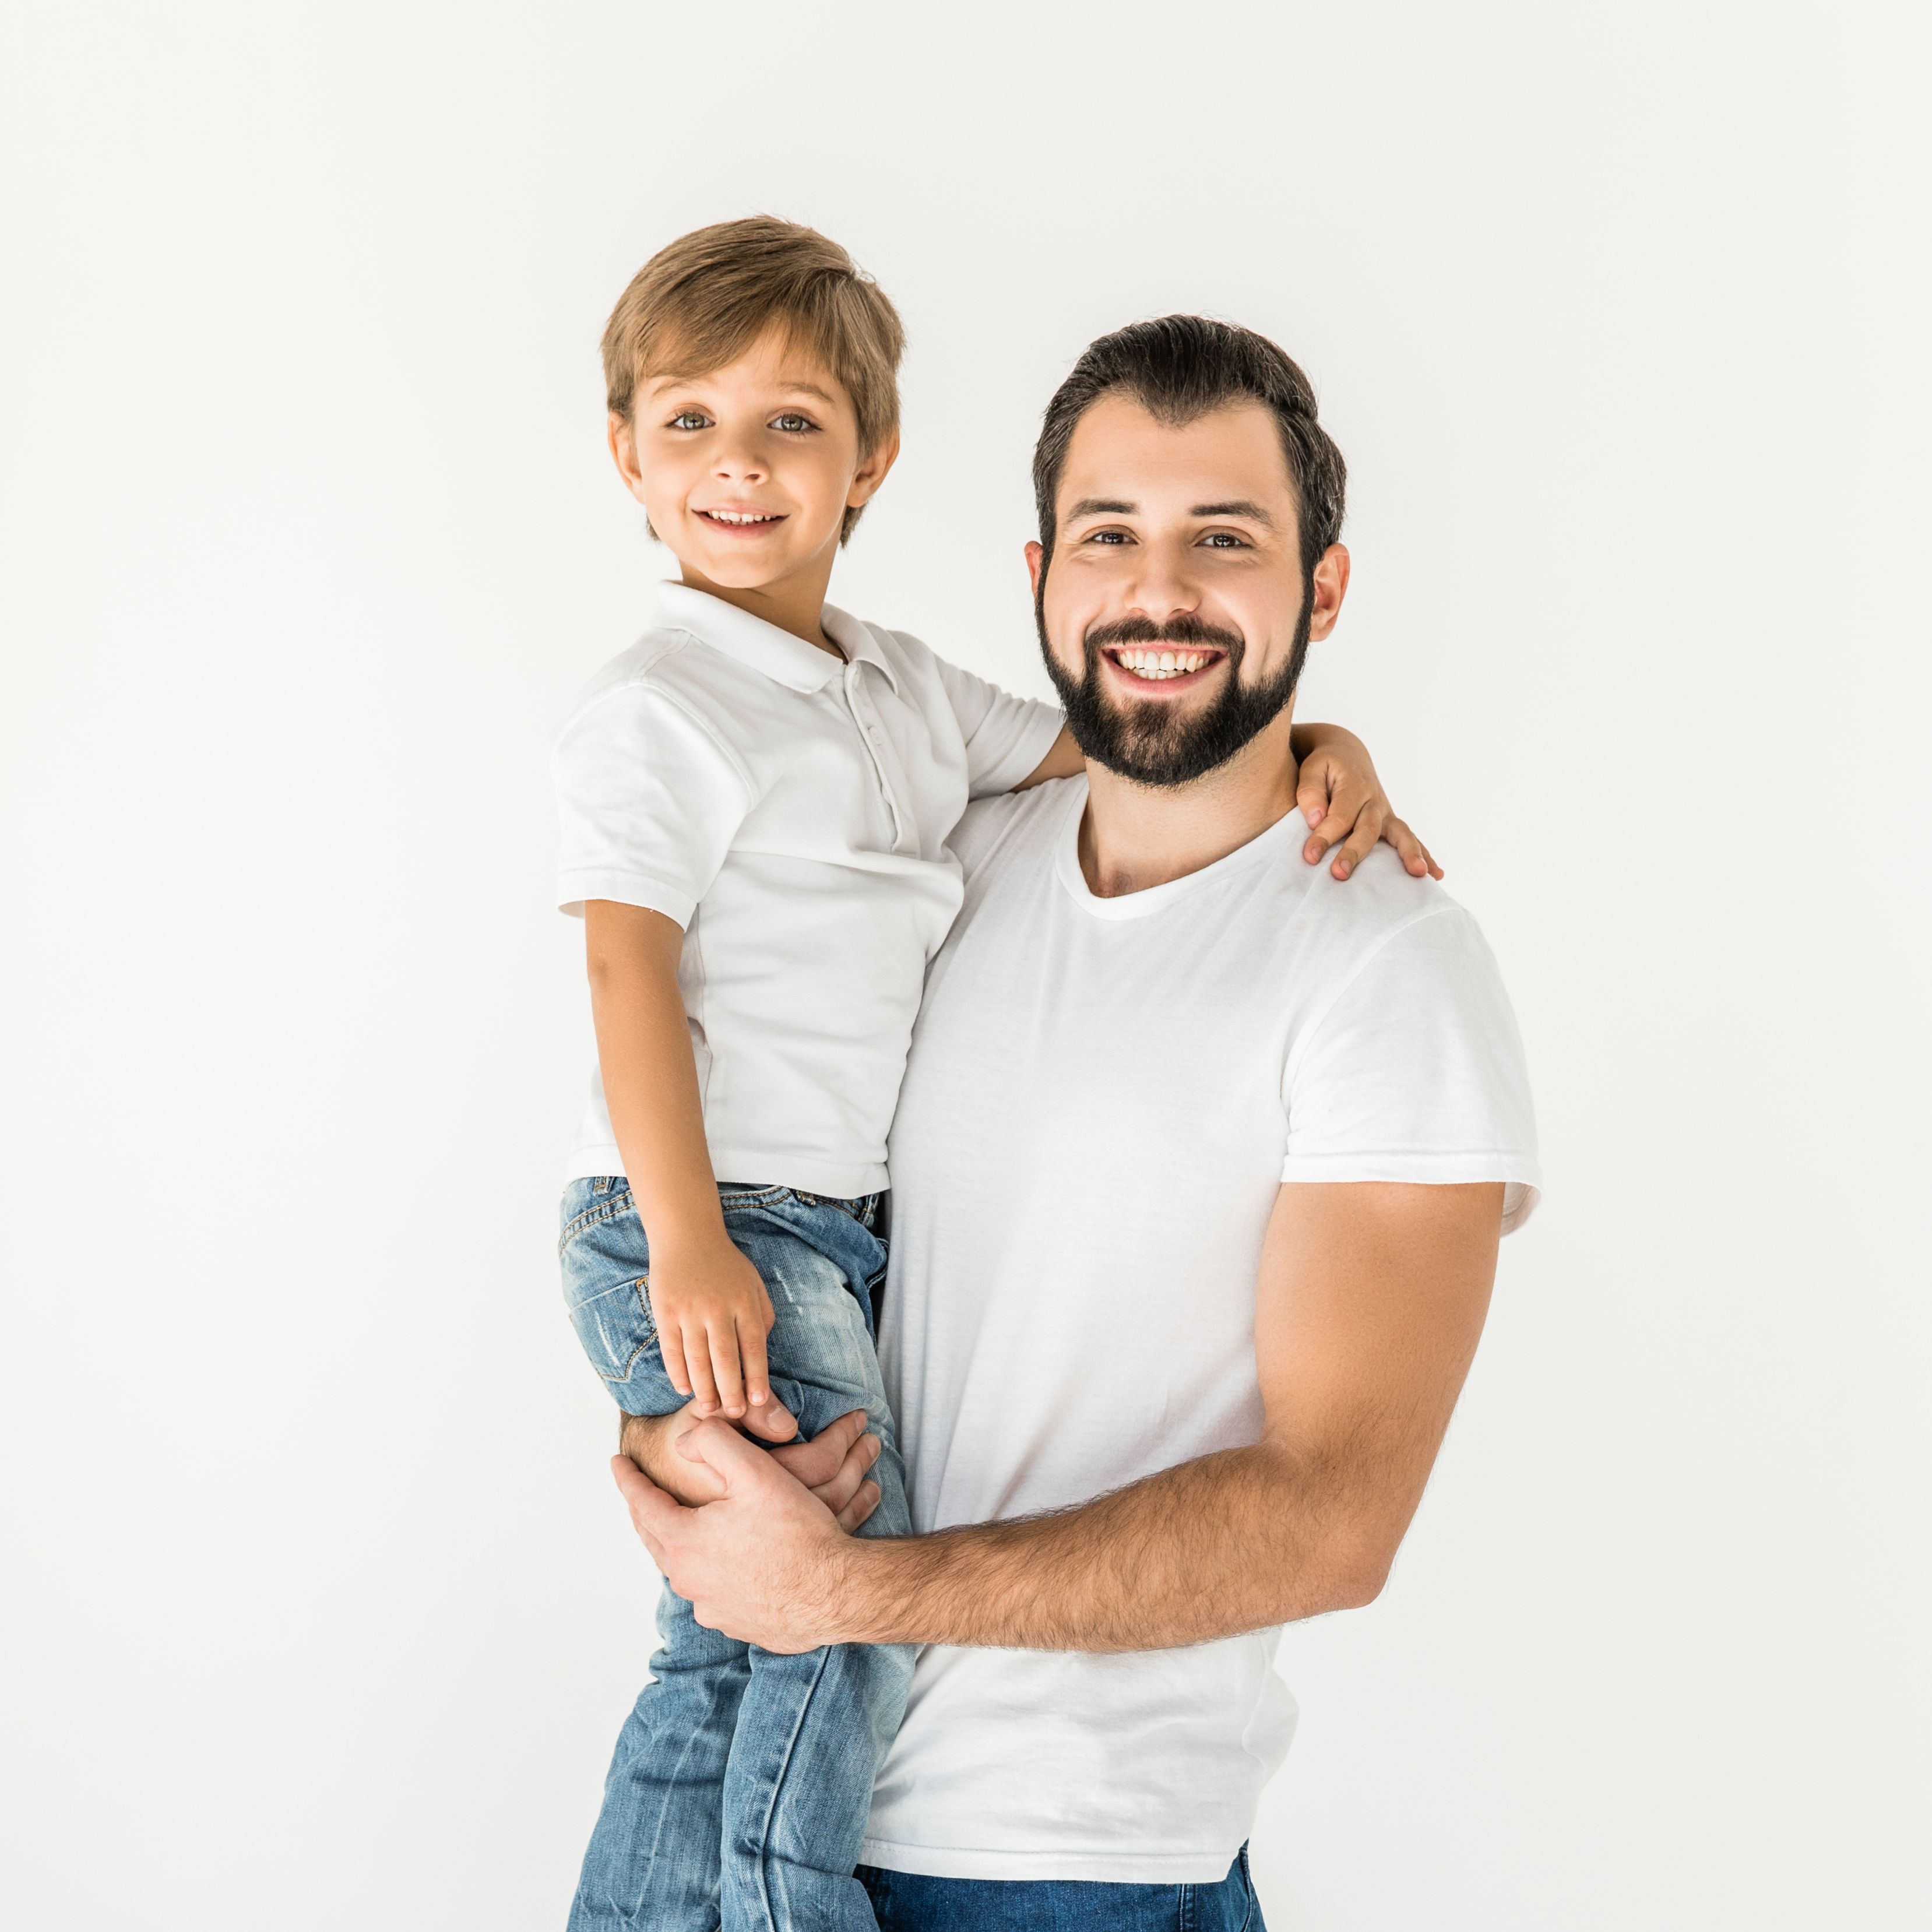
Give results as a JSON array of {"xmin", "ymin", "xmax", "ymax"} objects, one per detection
[{"xmin": 3, "ymin": 3, "xmax": 1927, "ymax": 1927}]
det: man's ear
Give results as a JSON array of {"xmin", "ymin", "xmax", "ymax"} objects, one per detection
[
  {"xmin": 1307, "ymin": 543, "xmax": 1351, "ymax": 643},
  {"xmin": 1025, "ymin": 540, "xmax": 1045, "ymax": 603},
  {"xmin": 847, "ymin": 428, "xmax": 902, "ymax": 509},
  {"xmin": 608, "ymin": 412, "xmax": 646, "ymax": 505}
]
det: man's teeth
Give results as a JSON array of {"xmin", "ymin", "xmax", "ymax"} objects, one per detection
[
  {"xmin": 705, "ymin": 510, "xmax": 780, "ymax": 525},
  {"xmin": 1115, "ymin": 647, "xmax": 1215, "ymax": 680}
]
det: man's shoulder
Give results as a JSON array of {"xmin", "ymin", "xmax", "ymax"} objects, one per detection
[{"xmin": 1259, "ymin": 833, "xmax": 1486, "ymax": 985}]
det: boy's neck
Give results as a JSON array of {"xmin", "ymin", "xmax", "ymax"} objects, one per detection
[{"xmin": 677, "ymin": 558, "xmax": 843, "ymax": 658}]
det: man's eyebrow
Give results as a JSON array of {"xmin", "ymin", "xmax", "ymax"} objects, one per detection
[
  {"xmin": 1066, "ymin": 497, "xmax": 1136, "ymax": 518},
  {"xmin": 1191, "ymin": 499, "xmax": 1274, "ymax": 524}
]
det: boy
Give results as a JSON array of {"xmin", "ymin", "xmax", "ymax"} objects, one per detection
[{"xmin": 552, "ymin": 217, "xmax": 1430, "ymax": 1932}]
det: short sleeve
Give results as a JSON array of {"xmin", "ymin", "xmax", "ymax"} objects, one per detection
[
  {"xmin": 1280, "ymin": 907, "xmax": 1542, "ymax": 1234},
  {"xmin": 929, "ymin": 653, "xmax": 1065, "ymax": 800},
  {"xmin": 551, "ymin": 680, "xmax": 755, "ymax": 924}
]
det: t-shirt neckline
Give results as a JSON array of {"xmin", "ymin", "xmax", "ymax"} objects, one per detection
[{"xmin": 1049, "ymin": 776, "xmax": 1314, "ymax": 921}]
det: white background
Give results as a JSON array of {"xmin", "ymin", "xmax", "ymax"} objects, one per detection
[{"xmin": 3, "ymin": 2, "xmax": 1927, "ymax": 1926}]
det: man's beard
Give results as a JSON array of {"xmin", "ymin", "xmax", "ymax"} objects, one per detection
[{"xmin": 1037, "ymin": 598, "xmax": 1310, "ymax": 789}]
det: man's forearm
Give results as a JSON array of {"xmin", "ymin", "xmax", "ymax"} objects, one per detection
[{"xmin": 822, "ymin": 1441, "xmax": 1393, "ymax": 1651}]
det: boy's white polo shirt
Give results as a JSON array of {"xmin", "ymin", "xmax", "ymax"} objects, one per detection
[{"xmin": 553, "ymin": 582, "xmax": 1062, "ymax": 1198}]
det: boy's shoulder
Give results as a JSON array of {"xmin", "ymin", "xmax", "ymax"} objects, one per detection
[{"xmin": 556, "ymin": 625, "xmax": 787, "ymax": 750}]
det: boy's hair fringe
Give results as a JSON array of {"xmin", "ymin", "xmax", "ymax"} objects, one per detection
[{"xmin": 603, "ymin": 216, "xmax": 905, "ymax": 545}]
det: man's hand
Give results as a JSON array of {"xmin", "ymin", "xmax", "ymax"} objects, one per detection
[
  {"xmin": 1292, "ymin": 723, "xmax": 1441, "ymax": 881},
  {"xmin": 611, "ymin": 1421, "xmax": 860, "ymax": 1652},
  {"xmin": 620, "ymin": 1403, "xmax": 883, "ymax": 1530}
]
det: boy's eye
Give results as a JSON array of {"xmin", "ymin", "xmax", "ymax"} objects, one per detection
[
  {"xmin": 771, "ymin": 412, "xmax": 818, "ymax": 433},
  {"xmin": 668, "ymin": 411, "xmax": 711, "ymax": 431}
]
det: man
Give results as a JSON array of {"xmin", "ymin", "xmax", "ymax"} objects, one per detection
[{"xmin": 614, "ymin": 315, "xmax": 1541, "ymax": 1930}]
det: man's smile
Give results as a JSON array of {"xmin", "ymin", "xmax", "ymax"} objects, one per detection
[{"xmin": 1099, "ymin": 641, "xmax": 1228, "ymax": 695}]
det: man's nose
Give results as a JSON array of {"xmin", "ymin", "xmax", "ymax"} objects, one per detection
[{"xmin": 1119, "ymin": 539, "xmax": 1202, "ymax": 624}]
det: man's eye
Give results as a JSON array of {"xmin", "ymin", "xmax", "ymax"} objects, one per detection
[
  {"xmin": 772, "ymin": 413, "xmax": 818, "ymax": 433},
  {"xmin": 1086, "ymin": 529, "xmax": 1132, "ymax": 546},
  {"xmin": 1200, "ymin": 531, "xmax": 1246, "ymax": 548},
  {"xmin": 668, "ymin": 412, "xmax": 710, "ymax": 431}
]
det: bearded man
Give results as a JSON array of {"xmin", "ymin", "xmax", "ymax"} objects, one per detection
[{"xmin": 615, "ymin": 315, "xmax": 1542, "ymax": 1932}]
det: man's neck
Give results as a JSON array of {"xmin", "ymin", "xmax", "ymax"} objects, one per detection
[{"xmin": 1078, "ymin": 709, "xmax": 1299, "ymax": 898}]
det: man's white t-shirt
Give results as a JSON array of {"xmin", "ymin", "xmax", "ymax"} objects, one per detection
[
  {"xmin": 864, "ymin": 775, "xmax": 1540, "ymax": 1884},
  {"xmin": 552, "ymin": 584, "xmax": 1062, "ymax": 1198}
]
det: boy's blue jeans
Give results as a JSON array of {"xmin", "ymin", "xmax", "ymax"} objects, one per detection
[
  {"xmin": 857, "ymin": 1849, "xmax": 1265, "ymax": 1932},
  {"xmin": 561, "ymin": 1177, "xmax": 913, "ymax": 1932}
]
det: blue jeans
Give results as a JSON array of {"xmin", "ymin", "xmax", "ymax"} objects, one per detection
[
  {"xmin": 857, "ymin": 1849, "xmax": 1264, "ymax": 1931},
  {"xmin": 561, "ymin": 1178, "xmax": 914, "ymax": 1932}
]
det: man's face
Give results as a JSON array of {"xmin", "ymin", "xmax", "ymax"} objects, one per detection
[{"xmin": 1027, "ymin": 394, "xmax": 1348, "ymax": 787}]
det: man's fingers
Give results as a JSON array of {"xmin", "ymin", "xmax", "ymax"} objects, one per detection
[
  {"xmin": 677, "ymin": 1413, "xmax": 779, "ymax": 1486},
  {"xmin": 833, "ymin": 1480, "xmax": 882, "ymax": 1534},
  {"xmin": 610, "ymin": 1454, "xmax": 684, "ymax": 1554},
  {"xmin": 768, "ymin": 1409, "xmax": 870, "ymax": 1490},
  {"xmin": 738, "ymin": 1391, "xmax": 800, "ymax": 1445},
  {"xmin": 791, "ymin": 1428, "xmax": 881, "ymax": 1518},
  {"xmin": 706, "ymin": 1321, "xmax": 748, "ymax": 1419}
]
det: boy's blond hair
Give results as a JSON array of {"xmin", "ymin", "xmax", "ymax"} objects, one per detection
[{"xmin": 602, "ymin": 216, "xmax": 905, "ymax": 544}]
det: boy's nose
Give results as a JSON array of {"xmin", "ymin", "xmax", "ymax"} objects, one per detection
[{"xmin": 713, "ymin": 445, "xmax": 768, "ymax": 484}]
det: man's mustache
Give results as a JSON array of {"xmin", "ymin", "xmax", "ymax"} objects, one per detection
[{"xmin": 1083, "ymin": 614, "xmax": 1245, "ymax": 656}]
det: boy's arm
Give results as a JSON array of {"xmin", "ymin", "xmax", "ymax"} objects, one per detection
[
  {"xmin": 615, "ymin": 1180, "xmax": 1501, "ymax": 1652},
  {"xmin": 584, "ymin": 900, "xmax": 784, "ymax": 1424},
  {"xmin": 1016, "ymin": 721, "xmax": 1441, "ymax": 881}
]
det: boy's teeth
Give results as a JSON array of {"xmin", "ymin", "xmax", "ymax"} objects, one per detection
[{"xmin": 708, "ymin": 510, "xmax": 779, "ymax": 525}]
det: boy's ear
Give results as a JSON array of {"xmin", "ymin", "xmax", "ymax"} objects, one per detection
[
  {"xmin": 847, "ymin": 428, "xmax": 902, "ymax": 509},
  {"xmin": 608, "ymin": 411, "xmax": 646, "ymax": 504}
]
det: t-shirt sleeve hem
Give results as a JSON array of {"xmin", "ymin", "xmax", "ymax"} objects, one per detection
[
  {"xmin": 556, "ymin": 869, "xmax": 697, "ymax": 925},
  {"xmin": 1278, "ymin": 1149, "xmax": 1543, "ymax": 1235},
  {"xmin": 971, "ymin": 701, "xmax": 1066, "ymax": 798}
]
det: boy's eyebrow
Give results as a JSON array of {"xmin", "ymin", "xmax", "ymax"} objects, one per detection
[{"xmin": 639, "ymin": 372, "xmax": 842, "ymax": 407}]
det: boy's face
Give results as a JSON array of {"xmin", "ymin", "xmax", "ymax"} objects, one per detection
[
  {"xmin": 1026, "ymin": 393, "xmax": 1349, "ymax": 786},
  {"xmin": 610, "ymin": 326, "xmax": 895, "ymax": 599}
]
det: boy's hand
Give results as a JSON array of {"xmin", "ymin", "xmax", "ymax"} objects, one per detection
[
  {"xmin": 1294, "ymin": 725, "xmax": 1442, "ymax": 882},
  {"xmin": 647, "ymin": 1235, "xmax": 776, "ymax": 1420}
]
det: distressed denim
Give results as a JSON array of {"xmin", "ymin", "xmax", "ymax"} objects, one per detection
[
  {"xmin": 857, "ymin": 1848, "xmax": 1264, "ymax": 1932},
  {"xmin": 561, "ymin": 1177, "xmax": 913, "ymax": 1932}
]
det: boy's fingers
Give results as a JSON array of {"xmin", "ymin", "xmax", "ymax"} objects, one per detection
[
  {"xmin": 738, "ymin": 1320, "xmax": 773, "ymax": 1412},
  {"xmin": 1330, "ymin": 815, "xmax": 1384, "ymax": 881},
  {"xmin": 682, "ymin": 1324, "xmax": 721, "ymax": 1415},
  {"xmin": 1380, "ymin": 814, "xmax": 1443, "ymax": 879},
  {"xmin": 658, "ymin": 1326, "xmax": 693, "ymax": 1400},
  {"xmin": 707, "ymin": 1322, "xmax": 747, "ymax": 1419},
  {"xmin": 1295, "ymin": 758, "xmax": 1335, "ymax": 831},
  {"xmin": 1303, "ymin": 783, "xmax": 1368, "ymax": 861}
]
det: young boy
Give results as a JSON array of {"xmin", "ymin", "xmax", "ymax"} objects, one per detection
[{"xmin": 552, "ymin": 217, "xmax": 1430, "ymax": 1932}]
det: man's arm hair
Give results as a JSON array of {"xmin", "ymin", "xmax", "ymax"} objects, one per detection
[{"xmin": 825, "ymin": 1181, "xmax": 1502, "ymax": 1651}]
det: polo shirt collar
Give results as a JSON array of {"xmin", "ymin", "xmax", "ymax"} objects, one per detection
[{"xmin": 653, "ymin": 581, "xmax": 845, "ymax": 693}]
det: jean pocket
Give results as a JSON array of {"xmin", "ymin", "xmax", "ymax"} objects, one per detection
[
  {"xmin": 566, "ymin": 1272, "xmax": 656, "ymax": 1382},
  {"xmin": 558, "ymin": 1192, "xmax": 657, "ymax": 1384}
]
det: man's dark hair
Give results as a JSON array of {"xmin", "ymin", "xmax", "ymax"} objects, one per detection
[{"xmin": 1030, "ymin": 315, "xmax": 1347, "ymax": 577}]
